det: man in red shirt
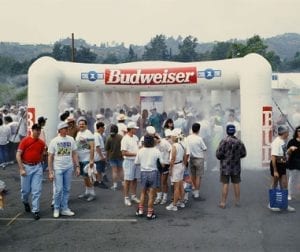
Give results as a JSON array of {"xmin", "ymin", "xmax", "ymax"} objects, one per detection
[{"xmin": 16, "ymin": 123, "xmax": 46, "ymax": 220}]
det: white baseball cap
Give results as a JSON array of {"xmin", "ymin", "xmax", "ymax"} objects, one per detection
[
  {"xmin": 171, "ymin": 128, "xmax": 182, "ymax": 137},
  {"xmin": 127, "ymin": 121, "xmax": 139, "ymax": 129},
  {"xmin": 146, "ymin": 126, "xmax": 156, "ymax": 135}
]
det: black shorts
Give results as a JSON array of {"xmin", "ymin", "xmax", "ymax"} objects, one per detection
[
  {"xmin": 220, "ymin": 174, "xmax": 241, "ymax": 184},
  {"xmin": 270, "ymin": 161, "xmax": 287, "ymax": 177},
  {"xmin": 160, "ymin": 164, "xmax": 170, "ymax": 175}
]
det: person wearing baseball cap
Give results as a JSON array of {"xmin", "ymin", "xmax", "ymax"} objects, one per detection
[
  {"xmin": 269, "ymin": 125, "xmax": 295, "ymax": 212},
  {"xmin": 16, "ymin": 123, "xmax": 46, "ymax": 220},
  {"xmin": 153, "ymin": 127, "xmax": 172, "ymax": 206},
  {"xmin": 117, "ymin": 114, "xmax": 128, "ymax": 136},
  {"xmin": 93, "ymin": 114, "xmax": 105, "ymax": 132},
  {"xmin": 48, "ymin": 122, "xmax": 80, "ymax": 218},
  {"xmin": 216, "ymin": 124, "xmax": 246, "ymax": 209},
  {"xmin": 121, "ymin": 121, "xmax": 140, "ymax": 206}
]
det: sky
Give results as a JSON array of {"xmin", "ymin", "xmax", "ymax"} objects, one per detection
[{"xmin": 0, "ymin": 0, "xmax": 300, "ymax": 46}]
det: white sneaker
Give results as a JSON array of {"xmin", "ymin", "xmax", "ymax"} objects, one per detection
[
  {"xmin": 61, "ymin": 209, "xmax": 75, "ymax": 216},
  {"xmin": 176, "ymin": 201, "xmax": 185, "ymax": 208},
  {"xmin": 268, "ymin": 203, "xmax": 281, "ymax": 212},
  {"xmin": 110, "ymin": 186, "xmax": 117, "ymax": 191},
  {"xmin": 154, "ymin": 197, "xmax": 161, "ymax": 205},
  {"xmin": 166, "ymin": 203, "xmax": 178, "ymax": 211},
  {"xmin": 78, "ymin": 192, "xmax": 89, "ymax": 199},
  {"xmin": 53, "ymin": 209, "xmax": 60, "ymax": 218},
  {"xmin": 86, "ymin": 194, "xmax": 96, "ymax": 202},
  {"xmin": 124, "ymin": 198, "xmax": 132, "ymax": 206},
  {"xmin": 160, "ymin": 198, "xmax": 167, "ymax": 205},
  {"xmin": 193, "ymin": 191, "xmax": 200, "ymax": 198},
  {"xmin": 131, "ymin": 196, "xmax": 140, "ymax": 204},
  {"xmin": 287, "ymin": 205, "xmax": 296, "ymax": 212}
]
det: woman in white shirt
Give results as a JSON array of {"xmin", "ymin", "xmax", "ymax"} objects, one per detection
[
  {"xmin": 166, "ymin": 128, "xmax": 187, "ymax": 211},
  {"xmin": 135, "ymin": 135, "xmax": 162, "ymax": 220}
]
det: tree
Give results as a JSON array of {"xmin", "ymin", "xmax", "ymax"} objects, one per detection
[
  {"xmin": 142, "ymin": 34, "xmax": 169, "ymax": 60},
  {"xmin": 286, "ymin": 52, "xmax": 300, "ymax": 71},
  {"xmin": 102, "ymin": 53, "xmax": 119, "ymax": 64},
  {"xmin": 0, "ymin": 55, "xmax": 15, "ymax": 75},
  {"xmin": 265, "ymin": 51, "xmax": 282, "ymax": 72},
  {"xmin": 175, "ymin": 35, "xmax": 198, "ymax": 62},
  {"xmin": 228, "ymin": 42, "xmax": 245, "ymax": 58},
  {"xmin": 52, "ymin": 42, "xmax": 73, "ymax": 61},
  {"xmin": 244, "ymin": 35, "xmax": 268, "ymax": 55},
  {"xmin": 210, "ymin": 42, "xmax": 232, "ymax": 60},
  {"xmin": 75, "ymin": 46, "xmax": 97, "ymax": 63},
  {"xmin": 126, "ymin": 45, "xmax": 137, "ymax": 62}
]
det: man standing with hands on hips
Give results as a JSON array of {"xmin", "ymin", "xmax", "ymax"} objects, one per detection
[
  {"xmin": 76, "ymin": 117, "xmax": 96, "ymax": 202},
  {"xmin": 48, "ymin": 122, "xmax": 80, "ymax": 218},
  {"xmin": 16, "ymin": 123, "xmax": 46, "ymax": 220}
]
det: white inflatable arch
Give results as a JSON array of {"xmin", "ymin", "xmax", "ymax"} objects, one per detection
[{"xmin": 28, "ymin": 53, "xmax": 272, "ymax": 169}]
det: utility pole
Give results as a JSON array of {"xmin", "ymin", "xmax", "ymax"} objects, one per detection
[{"xmin": 71, "ymin": 33, "xmax": 75, "ymax": 62}]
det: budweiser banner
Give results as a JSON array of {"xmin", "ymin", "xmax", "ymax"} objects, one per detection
[
  {"xmin": 262, "ymin": 106, "xmax": 272, "ymax": 166},
  {"xmin": 105, "ymin": 67, "xmax": 197, "ymax": 85},
  {"xmin": 27, "ymin": 107, "xmax": 36, "ymax": 136}
]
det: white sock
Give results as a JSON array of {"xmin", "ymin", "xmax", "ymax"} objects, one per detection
[
  {"xmin": 163, "ymin": 193, "xmax": 168, "ymax": 200},
  {"xmin": 157, "ymin": 192, "xmax": 162, "ymax": 199},
  {"xmin": 113, "ymin": 182, "xmax": 117, "ymax": 187},
  {"xmin": 88, "ymin": 187, "xmax": 95, "ymax": 195},
  {"xmin": 184, "ymin": 192, "xmax": 189, "ymax": 200}
]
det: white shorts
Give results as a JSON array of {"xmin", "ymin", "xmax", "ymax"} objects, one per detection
[
  {"xmin": 171, "ymin": 163, "xmax": 184, "ymax": 183},
  {"xmin": 123, "ymin": 159, "xmax": 140, "ymax": 181}
]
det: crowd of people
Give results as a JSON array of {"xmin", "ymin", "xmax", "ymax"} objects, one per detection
[{"xmin": 0, "ymin": 103, "xmax": 299, "ymax": 217}]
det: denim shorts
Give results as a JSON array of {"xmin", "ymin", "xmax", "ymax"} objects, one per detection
[
  {"xmin": 140, "ymin": 170, "xmax": 160, "ymax": 189},
  {"xmin": 109, "ymin": 159, "xmax": 123, "ymax": 168},
  {"xmin": 123, "ymin": 159, "xmax": 140, "ymax": 180},
  {"xmin": 95, "ymin": 160, "xmax": 106, "ymax": 173}
]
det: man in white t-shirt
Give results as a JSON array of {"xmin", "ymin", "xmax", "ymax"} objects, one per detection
[
  {"xmin": 93, "ymin": 114, "xmax": 105, "ymax": 133},
  {"xmin": 75, "ymin": 117, "xmax": 96, "ymax": 202},
  {"xmin": 269, "ymin": 125, "xmax": 295, "ymax": 212},
  {"xmin": 117, "ymin": 114, "xmax": 128, "ymax": 136},
  {"xmin": 121, "ymin": 122, "xmax": 140, "ymax": 206},
  {"xmin": 154, "ymin": 131, "xmax": 172, "ymax": 205},
  {"xmin": 0, "ymin": 118, "xmax": 11, "ymax": 168},
  {"xmin": 94, "ymin": 121, "xmax": 108, "ymax": 189},
  {"xmin": 48, "ymin": 122, "xmax": 80, "ymax": 218},
  {"xmin": 186, "ymin": 123, "xmax": 207, "ymax": 200}
]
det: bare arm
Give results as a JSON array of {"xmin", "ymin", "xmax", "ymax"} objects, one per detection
[
  {"xmin": 48, "ymin": 153, "xmax": 54, "ymax": 181},
  {"xmin": 89, "ymin": 140, "xmax": 95, "ymax": 167},
  {"xmin": 271, "ymin": 155, "xmax": 279, "ymax": 178},
  {"xmin": 16, "ymin": 150, "xmax": 26, "ymax": 176},
  {"xmin": 72, "ymin": 151, "xmax": 80, "ymax": 176},
  {"xmin": 169, "ymin": 145, "xmax": 177, "ymax": 175}
]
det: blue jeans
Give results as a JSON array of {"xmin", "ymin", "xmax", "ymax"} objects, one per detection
[
  {"xmin": 54, "ymin": 167, "xmax": 73, "ymax": 211},
  {"xmin": 20, "ymin": 163, "xmax": 43, "ymax": 213},
  {"xmin": 0, "ymin": 144, "xmax": 9, "ymax": 164}
]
